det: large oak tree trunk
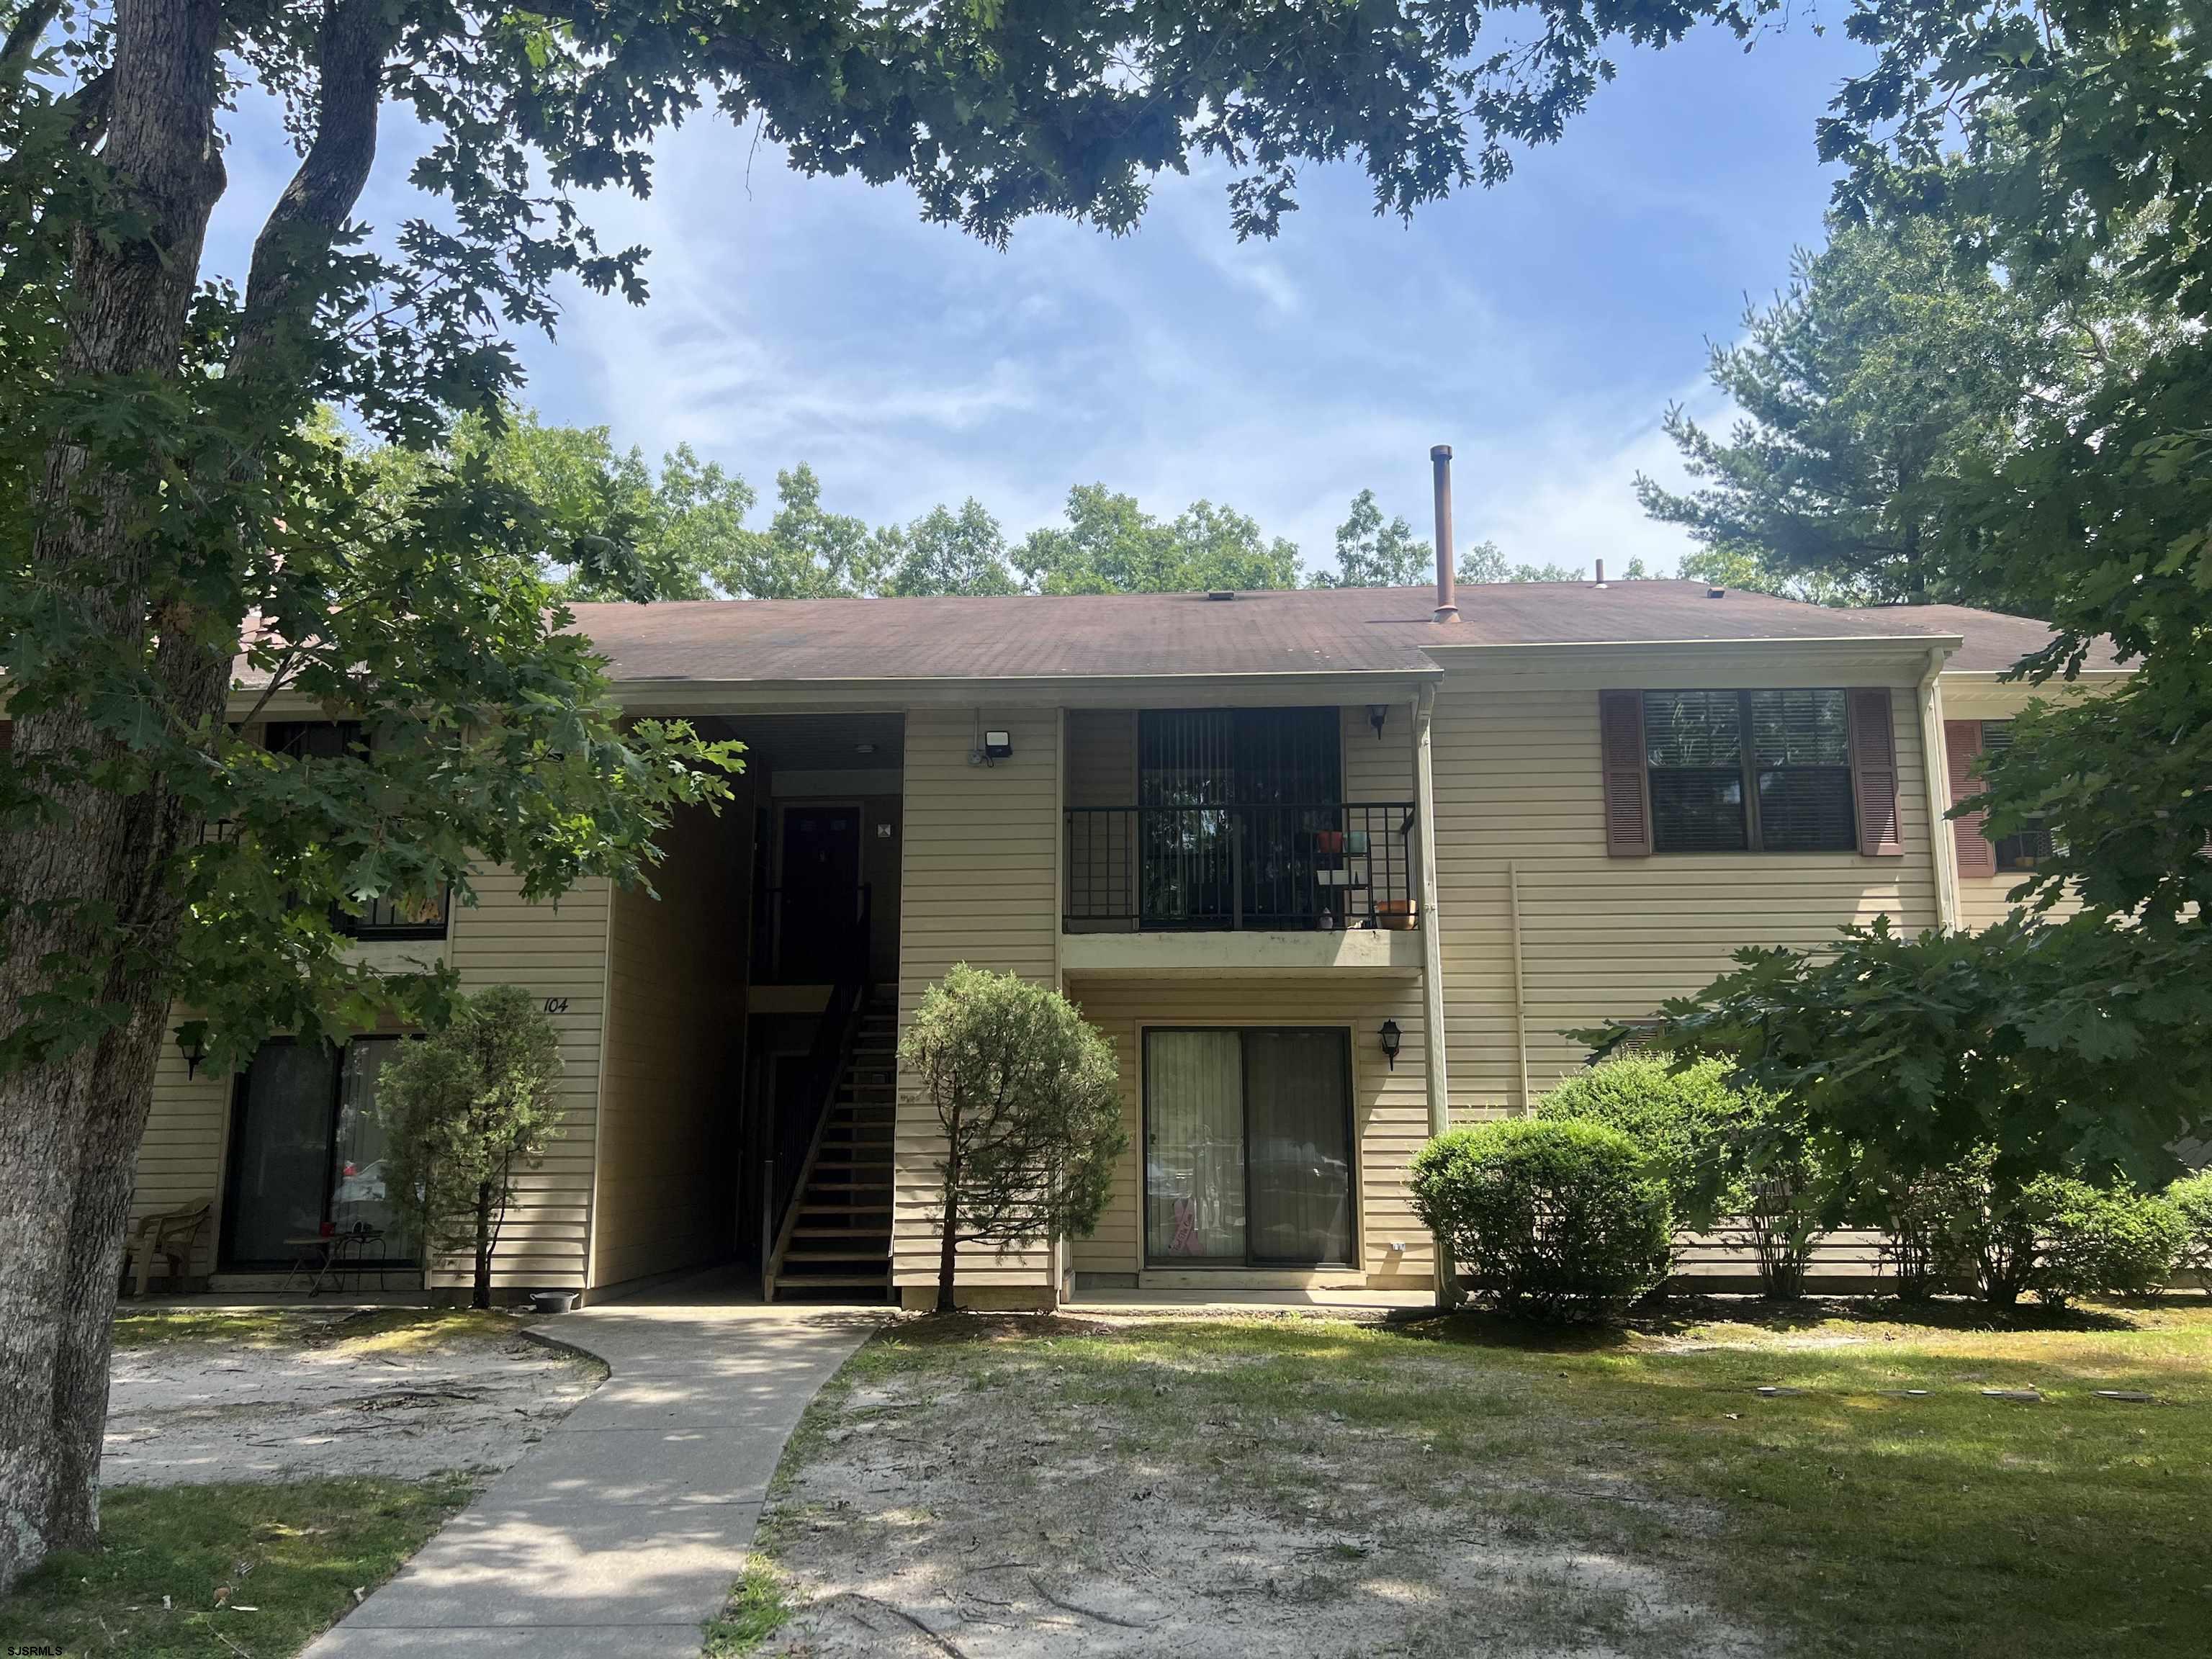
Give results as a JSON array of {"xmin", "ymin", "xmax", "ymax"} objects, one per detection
[
  {"xmin": 3, "ymin": 0, "xmax": 399, "ymax": 1586},
  {"xmin": 0, "ymin": 0, "xmax": 228, "ymax": 1589}
]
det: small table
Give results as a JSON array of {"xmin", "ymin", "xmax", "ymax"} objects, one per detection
[{"xmin": 284, "ymin": 1228, "xmax": 390, "ymax": 1295}]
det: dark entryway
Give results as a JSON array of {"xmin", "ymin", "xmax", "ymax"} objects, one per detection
[{"xmin": 775, "ymin": 803, "xmax": 863, "ymax": 982}]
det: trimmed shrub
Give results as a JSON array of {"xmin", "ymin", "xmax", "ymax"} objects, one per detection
[
  {"xmin": 2169, "ymin": 1170, "xmax": 2212, "ymax": 1287},
  {"xmin": 1533, "ymin": 1056, "xmax": 1735, "ymax": 1216},
  {"xmin": 1410, "ymin": 1119, "xmax": 1672, "ymax": 1320},
  {"xmin": 2030, "ymin": 1178, "xmax": 2189, "ymax": 1308},
  {"xmin": 1537, "ymin": 1056, "xmax": 1822, "ymax": 1299}
]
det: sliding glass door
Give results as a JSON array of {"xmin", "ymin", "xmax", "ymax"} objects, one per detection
[
  {"xmin": 221, "ymin": 1037, "xmax": 413, "ymax": 1268},
  {"xmin": 1144, "ymin": 1028, "xmax": 1354, "ymax": 1267},
  {"xmin": 1244, "ymin": 1030, "xmax": 1356, "ymax": 1264},
  {"xmin": 222, "ymin": 1042, "xmax": 341, "ymax": 1266}
]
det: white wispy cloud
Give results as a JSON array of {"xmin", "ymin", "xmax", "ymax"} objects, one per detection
[{"xmin": 199, "ymin": 26, "xmax": 1830, "ymax": 580}]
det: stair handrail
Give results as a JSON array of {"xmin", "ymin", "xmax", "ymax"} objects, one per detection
[{"xmin": 763, "ymin": 883, "xmax": 875, "ymax": 1296}]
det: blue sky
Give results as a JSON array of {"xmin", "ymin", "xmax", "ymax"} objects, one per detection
[{"xmin": 205, "ymin": 19, "xmax": 1869, "ymax": 582}]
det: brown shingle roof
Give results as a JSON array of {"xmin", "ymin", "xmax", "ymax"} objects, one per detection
[
  {"xmin": 566, "ymin": 580, "xmax": 2085, "ymax": 686},
  {"xmin": 565, "ymin": 588, "xmax": 1443, "ymax": 683},
  {"xmin": 1833, "ymin": 603, "xmax": 2125, "ymax": 674}
]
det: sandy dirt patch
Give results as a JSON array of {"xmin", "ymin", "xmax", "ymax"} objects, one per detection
[
  {"xmin": 103, "ymin": 1308, "xmax": 603, "ymax": 1486},
  {"xmin": 757, "ymin": 1322, "xmax": 1766, "ymax": 1659}
]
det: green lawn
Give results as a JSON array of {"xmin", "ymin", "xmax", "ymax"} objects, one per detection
[
  {"xmin": 761, "ymin": 1298, "xmax": 2212, "ymax": 1658},
  {"xmin": 0, "ymin": 1477, "xmax": 477, "ymax": 1659}
]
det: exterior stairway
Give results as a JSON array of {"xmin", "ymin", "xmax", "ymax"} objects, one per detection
[{"xmin": 768, "ymin": 994, "xmax": 897, "ymax": 1300}]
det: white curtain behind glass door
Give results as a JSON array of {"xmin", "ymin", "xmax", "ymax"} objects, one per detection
[{"xmin": 1146, "ymin": 1030, "xmax": 1246, "ymax": 1259}]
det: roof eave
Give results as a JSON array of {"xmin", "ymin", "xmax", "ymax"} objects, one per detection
[{"xmin": 1413, "ymin": 631, "xmax": 1970, "ymax": 655}]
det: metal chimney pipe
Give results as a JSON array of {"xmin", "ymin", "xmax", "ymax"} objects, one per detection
[
  {"xmin": 1430, "ymin": 444, "xmax": 1458, "ymax": 624},
  {"xmin": 1594, "ymin": 559, "xmax": 1606, "ymax": 588}
]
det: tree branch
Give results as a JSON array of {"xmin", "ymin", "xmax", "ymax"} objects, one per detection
[
  {"xmin": 228, "ymin": 0, "xmax": 397, "ymax": 390},
  {"xmin": 65, "ymin": 66, "xmax": 112, "ymax": 149},
  {"xmin": 1, "ymin": 0, "xmax": 62, "ymax": 83}
]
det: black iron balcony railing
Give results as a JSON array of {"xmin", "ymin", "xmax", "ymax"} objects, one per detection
[
  {"xmin": 1064, "ymin": 802, "xmax": 1417, "ymax": 932},
  {"xmin": 336, "ymin": 887, "xmax": 451, "ymax": 943},
  {"xmin": 196, "ymin": 822, "xmax": 451, "ymax": 941}
]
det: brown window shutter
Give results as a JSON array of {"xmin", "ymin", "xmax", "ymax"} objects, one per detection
[
  {"xmin": 1845, "ymin": 688, "xmax": 1903, "ymax": 857},
  {"xmin": 1943, "ymin": 719, "xmax": 1996, "ymax": 879},
  {"xmin": 1598, "ymin": 690, "xmax": 1652, "ymax": 858}
]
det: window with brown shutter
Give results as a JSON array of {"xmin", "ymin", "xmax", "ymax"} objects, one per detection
[
  {"xmin": 1845, "ymin": 688, "xmax": 1903, "ymax": 856},
  {"xmin": 1976, "ymin": 722, "xmax": 2056, "ymax": 873},
  {"xmin": 1598, "ymin": 690, "xmax": 1652, "ymax": 857},
  {"xmin": 1611, "ymin": 686, "xmax": 1902, "ymax": 857},
  {"xmin": 1943, "ymin": 719, "xmax": 1997, "ymax": 878}
]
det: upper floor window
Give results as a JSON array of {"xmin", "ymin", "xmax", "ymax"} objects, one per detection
[
  {"xmin": 266, "ymin": 719, "xmax": 361, "ymax": 760},
  {"xmin": 1977, "ymin": 722, "xmax": 2057, "ymax": 873},
  {"xmin": 1642, "ymin": 689, "xmax": 1857, "ymax": 854},
  {"xmin": 263, "ymin": 721, "xmax": 449, "ymax": 940}
]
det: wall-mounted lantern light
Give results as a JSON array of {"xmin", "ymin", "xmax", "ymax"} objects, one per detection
[
  {"xmin": 1378, "ymin": 1019, "xmax": 1402, "ymax": 1071},
  {"xmin": 1367, "ymin": 703, "xmax": 1390, "ymax": 740},
  {"xmin": 174, "ymin": 1022, "xmax": 207, "ymax": 1082}
]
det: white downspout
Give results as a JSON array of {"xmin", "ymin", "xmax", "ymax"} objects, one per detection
[
  {"xmin": 1412, "ymin": 682, "xmax": 1457, "ymax": 1304},
  {"xmin": 1917, "ymin": 644, "xmax": 1961, "ymax": 930}
]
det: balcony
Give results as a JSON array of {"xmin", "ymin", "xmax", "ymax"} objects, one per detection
[
  {"xmin": 1061, "ymin": 802, "xmax": 1422, "ymax": 976},
  {"xmin": 336, "ymin": 887, "xmax": 451, "ymax": 943}
]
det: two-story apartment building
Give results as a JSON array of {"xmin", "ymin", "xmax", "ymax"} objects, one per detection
[{"xmin": 125, "ymin": 572, "xmax": 2126, "ymax": 1309}]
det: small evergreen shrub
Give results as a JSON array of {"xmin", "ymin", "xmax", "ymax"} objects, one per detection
[
  {"xmin": 2169, "ymin": 1170, "xmax": 2212, "ymax": 1287},
  {"xmin": 1410, "ymin": 1119, "xmax": 1672, "ymax": 1320},
  {"xmin": 2030, "ymin": 1178, "xmax": 2189, "ymax": 1308}
]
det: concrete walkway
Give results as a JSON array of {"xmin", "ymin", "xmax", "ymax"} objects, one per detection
[{"xmin": 306, "ymin": 1274, "xmax": 886, "ymax": 1657}]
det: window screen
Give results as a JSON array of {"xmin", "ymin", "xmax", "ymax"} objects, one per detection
[
  {"xmin": 1644, "ymin": 691, "xmax": 1747, "ymax": 853},
  {"xmin": 1645, "ymin": 689, "xmax": 1857, "ymax": 854},
  {"xmin": 1748, "ymin": 690, "xmax": 1855, "ymax": 852},
  {"xmin": 1978, "ymin": 722, "xmax": 2057, "ymax": 872}
]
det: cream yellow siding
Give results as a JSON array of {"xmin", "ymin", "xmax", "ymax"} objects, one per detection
[
  {"xmin": 1064, "ymin": 976, "xmax": 1433, "ymax": 1288},
  {"xmin": 433, "ymin": 868, "xmax": 613, "ymax": 1293},
  {"xmin": 130, "ymin": 1041, "xmax": 234, "ymax": 1277},
  {"xmin": 1343, "ymin": 700, "xmax": 1416, "ymax": 804},
  {"xmin": 892, "ymin": 706, "xmax": 1061, "ymax": 1301},
  {"xmin": 1428, "ymin": 650, "xmax": 1943, "ymax": 1114},
  {"xmin": 1958, "ymin": 871, "xmax": 2048, "ymax": 932},
  {"xmin": 590, "ymin": 796, "xmax": 752, "ymax": 1290}
]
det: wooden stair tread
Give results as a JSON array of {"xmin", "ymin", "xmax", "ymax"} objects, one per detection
[{"xmin": 768, "ymin": 1000, "xmax": 899, "ymax": 1302}]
